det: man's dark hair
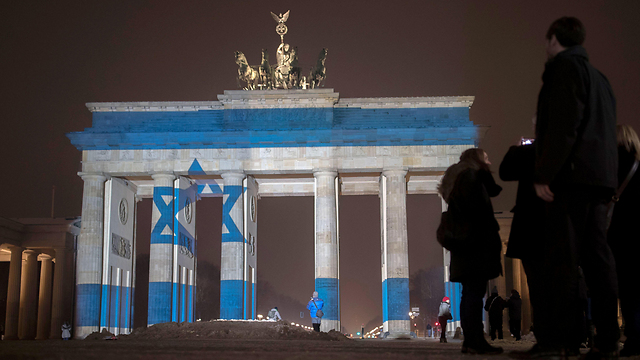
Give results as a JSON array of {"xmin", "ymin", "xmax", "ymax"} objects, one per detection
[{"xmin": 546, "ymin": 17, "xmax": 586, "ymax": 47}]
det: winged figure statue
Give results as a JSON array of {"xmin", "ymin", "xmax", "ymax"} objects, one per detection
[{"xmin": 270, "ymin": 10, "xmax": 290, "ymax": 24}]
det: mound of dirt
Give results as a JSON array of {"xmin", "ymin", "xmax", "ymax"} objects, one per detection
[
  {"xmin": 86, "ymin": 321, "xmax": 350, "ymax": 341},
  {"xmin": 84, "ymin": 328, "xmax": 117, "ymax": 340}
]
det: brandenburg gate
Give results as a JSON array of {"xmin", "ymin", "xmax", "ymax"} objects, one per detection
[{"xmin": 66, "ymin": 11, "xmax": 478, "ymax": 339}]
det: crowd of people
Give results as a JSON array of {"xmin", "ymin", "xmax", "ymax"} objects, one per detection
[{"xmin": 437, "ymin": 16, "xmax": 639, "ymax": 359}]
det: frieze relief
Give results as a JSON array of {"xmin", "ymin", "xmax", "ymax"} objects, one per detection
[
  {"xmin": 111, "ymin": 233, "xmax": 132, "ymax": 259},
  {"xmin": 94, "ymin": 150, "xmax": 111, "ymax": 161},
  {"xmin": 178, "ymin": 232, "xmax": 194, "ymax": 259},
  {"xmin": 119, "ymin": 150, "xmax": 134, "ymax": 161},
  {"xmin": 143, "ymin": 149, "xmax": 159, "ymax": 161}
]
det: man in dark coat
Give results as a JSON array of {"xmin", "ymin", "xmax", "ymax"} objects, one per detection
[
  {"xmin": 484, "ymin": 286, "xmax": 505, "ymax": 341},
  {"xmin": 506, "ymin": 289, "xmax": 522, "ymax": 341},
  {"xmin": 532, "ymin": 17, "xmax": 619, "ymax": 359}
]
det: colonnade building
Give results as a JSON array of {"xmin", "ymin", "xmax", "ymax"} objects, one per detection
[{"xmin": 0, "ymin": 217, "xmax": 80, "ymax": 340}]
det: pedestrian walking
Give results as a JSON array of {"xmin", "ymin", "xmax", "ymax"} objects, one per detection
[
  {"xmin": 306, "ymin": 291, "xmax": 324, "ymax": 332},
  {"xmin": 525, "ymin": 16, "xmax": 620, "ymax": 360},
  {"xmin": 506, "ymin": 289, "xmax": 522, "ymax": 341},
  {"xmin": 608, "ymin": 124, "xmax": 640, "ymax": 357},
  {"xmin": 438, "ymin": 297, "xmax": 452, "ymax": 343},
  {"xmin": 485, "ymin": 286, "xmax": 505, "ymax": 341},
  {"xmin": 437, "ymin": 148, "xmax": 503, "ymax": 355}
]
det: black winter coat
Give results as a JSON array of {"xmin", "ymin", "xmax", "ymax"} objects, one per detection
[
  {"xmin": 506, "ymin": 293, "xmax": 522, "ymax": 321},
  {"xmin": 535, "ymin": 46, "xmax": 617, "ymax": 190},
  {"xmin": 445, "ymin": 165, "xmax": 503, "ymax": 283},
  {"xmin": 499, "ymin": 144, "xmax": 546, "ymax": 260},
  {"xmin": 484, "ymin": 294, "xmax": 505, "ymax": 323}
]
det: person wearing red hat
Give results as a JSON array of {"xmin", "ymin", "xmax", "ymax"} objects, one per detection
[{"xmin": 438, "ymin": 297, "xmax": 453, "ymax": 343}]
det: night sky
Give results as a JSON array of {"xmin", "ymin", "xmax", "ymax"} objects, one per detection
[{"xmin": 2, "ymin": 1, "xmax": 639, "ymax": 334}]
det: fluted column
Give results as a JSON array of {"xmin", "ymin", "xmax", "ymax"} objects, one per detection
[
  {"xmin": 380, "ymin": 169, "xmax": 410, "ymax": 337},
  {"xmin": 148, "ymin": 173, "xmax": 176, "ymax": 325},
  {"xmin": 314, "ymin": 170, "xmax": 339, "ymax": 332},
  {"xmin": 220, "ymin": 172, "xmax": 245, "ymax": 319},
  {"xmin": 74, "ymin": 173, "xmax": 107, "ymax": 339},
  {"xmin": 50, "ymin": 248, "xmax": 67, "ymax": 339},
  {"xmin": 35, "ymin": 254, "xmax": 53, "ymax": 339},
  {"xmin": 18, "ymin": 250, "xmax": 39, "ymax": 339},
  {"xmin": 4, "ymin": 246, "xmax": 24, "ymax": 340}
]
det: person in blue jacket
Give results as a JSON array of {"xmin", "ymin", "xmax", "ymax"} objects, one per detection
[{"xmin": 307, "ymin": 291, "xmax": 324, "ymax": 332}]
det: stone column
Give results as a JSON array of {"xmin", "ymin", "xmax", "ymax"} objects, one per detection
[
  {"xmin": 147, "ymin": 173, "xmax": 175, "ymax": 325},
  {"xmin": 36, "ymin": 254, "xmax": 53, "ymax": 339},
  {"xmin": 74, "ymin": 173, "xmax": 107, "ymax": 339},
  {"xmin": 18, "ymin": 250, "xmax": 39, "ymax": 339},
  {"xmin": 314, "ymin": 170, "xmax": 339, "ymax": 332},
  {"xmin": 50, "ymin": 248, "xmax": 67, "ymax": 339},
  {"xmin": 4, "ymin": 246, "xmax": 24, "ymax": 340},
  {"xmin": 220, "ymin": 172, "xmax": 245, "ymax": 319},
  {"xmin": 380, "ymin": 169, "xmax": 410, "ymax": 337}
]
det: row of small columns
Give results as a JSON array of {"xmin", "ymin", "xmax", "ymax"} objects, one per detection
[{"xmin": 4, "ymin": 246, "xmax": 68, "ymax": 340}]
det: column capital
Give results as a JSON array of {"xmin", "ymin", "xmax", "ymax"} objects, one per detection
[
  {"xmin": 7, "ymin": 245, "xmax": 25, "ymax": 253},
  {"xmin": 38, "ymin": 254, "xmax": 53, "ymax": 261},
  {"xmin": 23, "ymin": 249, "xmax": 39, "ymax": 258},
  {"xmin": 221, "ymin": 172, "xmax": 245, "ymax": 181},
  {"xmin": 78, "ymin": 173, "xmax": 107, "ymax": 182},
  {"xmin": 313, "ymin": 169, "xmax": 338, "ymax": 178},
  {"xmin": 151, "ymin": 173, "xmax": 176, "ymax": 181},
  {"xmin": 382, "ymin": 168, "xmax": 408, "ymax": 177}
]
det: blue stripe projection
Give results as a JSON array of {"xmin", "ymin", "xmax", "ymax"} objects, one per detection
[
  {"xmin": 445, "ymin": 281, "xmax": 462, "ymax": 323},
  {"xmin": 76, "ymin": 283, "xmax": 101, "ymax": 327},
  {"xmin": 180, "ymin": 282, "xmax": 186, "ymax": 322},
  {"xmin": 315, "ymin": 278, "xmax": 339, "ymax": 321},
  {"xmin": 382, "ymin": 278, "xmax": 410, "ymax": 321},
  {"xmin": 100, "ymin": 284, "xmax": 109, "ymax": 328},
  {"xmin": 148, "ymin": 282, "xmax": 172, "ymax": 325},
  {"xmin": 222, "ymin": 185, "xmax": 243, "ymax": 243},
  {"xmin": 67, "ymin": 107, "xmax": 478, "ymax": 150},
  {"xmin": 130, "ymin": 286, "xmax": 135, "ymax": 330},
  {"xmin": 122, "ymin": 286, "xmax": 130, "ymax": 331},
  {"xmin": 220, "ymin": 280, "xmax": 244, "ymax": 319},
  {"xmin": 172, "ymin": 282, "xmax": 179, "ymax": 322},
  {"xmin": 109, "ymin": 284, "xmax": 116, "ymax": 329},
  {"xmin": 382, "ymin": 280, "xmax": 388, "ymax": 323},
  {"xmin": 151, "ymin": 186, "xmax": 174, "ymax": 244}
]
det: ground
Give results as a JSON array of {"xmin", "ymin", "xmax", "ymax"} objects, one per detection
[{"xmin": 1, "ymin": 321, "xmax": 638, "ymax": 359}]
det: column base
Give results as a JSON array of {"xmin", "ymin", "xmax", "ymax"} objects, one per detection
[
  {"xmin": 320, "ymin": 319, "xmax": 339, "ymax": 333},
  {"xmin": 383, "ymin": 320, "xmax": 411, "ymax": 338}
]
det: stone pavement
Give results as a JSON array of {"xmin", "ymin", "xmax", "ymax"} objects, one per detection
[{"xmin": 1, "ymin": 336, "xmax": 613, "ymax": 360}]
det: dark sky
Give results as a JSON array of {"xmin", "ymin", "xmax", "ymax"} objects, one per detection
[{"xmin": 2, "ymin": 1, "xmax": 639, "ymax": 333}]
